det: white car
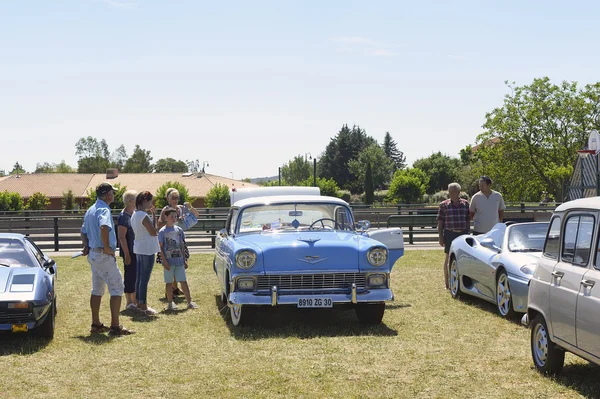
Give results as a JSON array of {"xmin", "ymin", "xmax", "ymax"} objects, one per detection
[{"xmin": 522, "ymin": 197, "xmax": 600, "ymax": 374}]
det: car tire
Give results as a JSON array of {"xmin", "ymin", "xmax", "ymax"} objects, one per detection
[
  {"xmin": 230, "ymin": 304, "xmax": 255, "ymax": 327},
  {"xmin": 496, "ymin": 270, "xmax": 515, "ymax": 319},
  {"xmin": 34, "ymin": 300, "xmax": 55, "ymax": 340},
  {"xmin": 355, "ymin": 302, "xmax": 385, "ymax": 324},
  {"xmin": 531, "ymin": 315, "xmax": 564, "ymax": 375},
  {"xmin": 449, "ymin": 258, "xmax": 461, "ymax": 299}
]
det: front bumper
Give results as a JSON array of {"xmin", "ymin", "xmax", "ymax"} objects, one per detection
[
  {"xmin": 507, "ymin": 273, "xmax": 530, "ymax": 313},
  {"xmin": 229, "ymin": 286, "xmax": 394, "ymax": 306}
]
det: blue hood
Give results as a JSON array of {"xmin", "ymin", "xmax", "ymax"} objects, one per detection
[{"xmin": 236, "ymin": 232, "xmax": 365, "ymax": 273}]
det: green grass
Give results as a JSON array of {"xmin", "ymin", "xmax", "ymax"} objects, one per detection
[{"xmin": 1, "ymin": 252, "xmax": 598, "ymax": 398}]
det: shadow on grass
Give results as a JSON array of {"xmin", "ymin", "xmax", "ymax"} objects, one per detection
[
  {"xmin": 386, "ymin": 303, "xmax": 412, "ymax": 310},
  {"xmin": 214, "ymin": 295, "xmax": 399, "ymax": 340},
  {"xmin": 0, "ymin": 333, "xmax": 50, "ymax": 355},
  {"xmin": 552, "ymin": 363, "xmax": 600, "ymax": 398},
  {"xmin": 458, "ymin": 295, "xmax": 525, "ymax": 326},
  {"xmin": 73, "ymin": 333, "xmax": 115, "ymax": 345}
]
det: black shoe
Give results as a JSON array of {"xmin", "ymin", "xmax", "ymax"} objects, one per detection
[{"xmin": 173, "ymin": 287, "xmax": 183, "ymax": 296}]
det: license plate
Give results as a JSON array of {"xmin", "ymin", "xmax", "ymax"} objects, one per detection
[
  {"xmin": 11, "ymin": 324, "xmax": 28, "ymax": 333},
  {"xmin": 297, "ymin": 297, "xmax": 333, "ymax": 308}
]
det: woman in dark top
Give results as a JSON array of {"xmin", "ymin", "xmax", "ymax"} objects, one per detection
[{"xmin": 117, "ymin": 190, "xmax": 138, "ymax": 310}]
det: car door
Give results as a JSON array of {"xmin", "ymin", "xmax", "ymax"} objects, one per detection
[
  {"xmin": 549, "ymin": 213, "xmax": 595, "ymax": 346},
  {"xmin": 575, "ymin": 252, "xmax": 600, "ymax": 359}
]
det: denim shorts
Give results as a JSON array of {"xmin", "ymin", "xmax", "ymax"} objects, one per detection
[{"xmin": 163, "ymin": 264, "xmax": 187, "ymax": 283}]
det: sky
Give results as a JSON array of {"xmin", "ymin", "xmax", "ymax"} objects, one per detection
[{"xmin": 1, "ymin": 0, "xmax": 600, "ymax": 179}]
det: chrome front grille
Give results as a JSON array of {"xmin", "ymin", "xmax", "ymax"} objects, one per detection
[{"xmin": 257, "ymin": 273, "xmax": 366, "ymax": 291}]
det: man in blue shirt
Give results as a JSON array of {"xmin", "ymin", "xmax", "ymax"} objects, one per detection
[{"xmin": 81, "ymin": 182, "xmax": 134, "ymax": 336}]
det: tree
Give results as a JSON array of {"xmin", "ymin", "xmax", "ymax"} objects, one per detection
[
  {"xmin": 25, "ymin": 192, "xmax": 51, "ymax": 211},
  {"xmin": 87, "ymin": 183, "xmax": 127, "ymax": 210},
  {"xmin": 348, "ymin": 143, "xmax": 394, "ymax": 191},
  {"xmin": 298, "ymin": 177, "xmax": 340, "ymax": 197},
  {"xmin": 35, "ymin": 161, "xmax": 76, "ymax": 173},
  {"xmin": 0, "ymin": 170, "xmax": 5, "ymax": 177},
  {"xmin": 364, "ymin": 162, "xmax": 374, "ymax": 204},
  {"xmin": 10, "ymin": 162, "xmax": 25, "ymax": 175},
  {"xmin": 205, "ymin": 184, "xmax": 230, "ymax": 207},
  {"xmin": 186, "ymin": 159, "xmax": 200, "ymax": 173},
  {"xmin": 110, "ymin": 145, "xmax": 128, "ymax": 170},
  {"xmin": 154, "ymin": 181, "xmax": 191, "ymax": 209},
  {"xmin": 413, "ymin": 152, "xmax": 461, "ymax": 194},
  {"xmin": 75, "ymin": 137, "xmax": 111, "ymax": 173},
  {"xmin": 281, "ymin": 155, "xmax": 312, "ymax": 185},
  {"xmin": 382, "ymin": 132, "xmax": 406, "ymax": 171},
  {"xmin": 319, "ymin": 124, "xmax": 376, "ymax": 192},
  {"xmin": 477, "ymin": 77, "xmax": 600, "ymax": 201},
  {"xmin": 459, "ymin": 145, "xmax": 474, "ymax": 166},
  {"xmin": 62, "ymin": 189, "xmax": 75, "ymax": 211},
  {"xmin": 386, "ymin": 168, "xmax": 428, "ymax": 204},
  {"xmin": 154, "ymin": 158, "xmax": 188, "ymax": 173},
  {"xmin": 122, "ymin": 145, "xmax": 153, "ymax": 173}
]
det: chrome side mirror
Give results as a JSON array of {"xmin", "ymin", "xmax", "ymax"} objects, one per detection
[
  {"xmin": 479, "ymin": 237, "xmax": 500, "ymax": 252},
  {"xmin": 219, "ymin": 229, "xmax": 228, "ymax": 238},
  {"xmin": 356, "ymin": 220, "xmax": 371, "ymax": 232}
]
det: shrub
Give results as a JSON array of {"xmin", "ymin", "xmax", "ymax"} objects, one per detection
[
  {"xmin": 298, "ymin": 177, "xmax": 340, "ymax": 197},
  {"xmin": 25, "ymin": 192, "xmax": 50, "ymax": 211},
  {"xmin": 337, "ymin": 190, "xmax": 351, "ymax": 202},
  {"xmin": 430, "ymin": 190, "xmax": 471, "ymax": 203},
  {"xmin": 374, "ymin": 190, "xmax": 388, "ymax": 204},
  {"xmin": 87, "ymin": 183, "xmax": 127, "ymax": 210},
  {"xmin": 386, "ymin": 168, "xmax": 428, "ymax": 204},
  {"xmin": 62, "ymin": 189, "xmax": 75, "ymax": 211},
  {"xmin": 205, "ymin": 183, "xmax": 230, "ymax": 208},
  {"xmin": 0, "ymin": 191, "xmax": 24, "ymax": 211},
  {"xmin": 349, "ymin": 194, "xmax": 362, "ymax": 203},
  {"xmin": 154, "ymin": 181, "xmax": 191, "ymax": 209}
]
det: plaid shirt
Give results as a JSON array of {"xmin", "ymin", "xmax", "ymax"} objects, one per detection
[{"xmin": 437, "ymin": 198, "xmax": 470, "ymax": 231}]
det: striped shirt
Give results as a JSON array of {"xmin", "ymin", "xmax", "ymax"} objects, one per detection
[{"xmin": 437, "ymin": 198, "xmax": 470, "ymax": 231}]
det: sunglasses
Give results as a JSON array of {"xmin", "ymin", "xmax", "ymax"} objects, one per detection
[{"xmin": 171, "ymin": 196, "xmax": 180, "ymax": 199}]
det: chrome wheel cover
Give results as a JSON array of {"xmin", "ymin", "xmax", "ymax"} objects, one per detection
[
  {"xmin": 450, "ymin": 261, "xmax": 459, "ymax": 296},
  {"xmin": 497, "ymin": 273, "xmax": 511, "ymax": 316},
  {"xmin": 532, "ymin": 322, "xmax": 548, "ymax": 367},
  {"xmin": 231, "ymin": 304, "xmax": 242, "ymax": 326}
]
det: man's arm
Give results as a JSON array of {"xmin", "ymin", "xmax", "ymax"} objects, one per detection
[
  {"xmin": 498, "ymin": 209, "xmax": 504, "ymax": 222},
  {"xmin": 118, "ymin": 225, "xmax": 131, "ymax": 265},
  {"xmin": 100, "ymin": 225, "xmax": 115, "ymax": 256},
  {"xmin": 80, "ymin": 232, "xmax": 90, "ymax": 255},
  {"xmin": 437, "ymin": 220, "xmax": 444, "ymax": 247}
]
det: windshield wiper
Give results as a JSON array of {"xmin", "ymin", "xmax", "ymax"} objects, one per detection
[
  {"xmin": 511, "ymin": 248, "xmax": 541, "ymax": 253},
  {"xmin": 0, "ymin": 262, "xmax": 11, "ymax": 267}
]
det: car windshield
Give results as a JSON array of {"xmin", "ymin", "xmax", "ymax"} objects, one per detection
[
  {"xmin": 507, "ymin": 223, "xmax": 549, "ymax": 252},
  {"xmin": 0, "ymin": 238, "xmax": 35, "ymax": 267},
  {"xmin": 237, "ymin": 203, "xmax": 355, "ymax": 234}
]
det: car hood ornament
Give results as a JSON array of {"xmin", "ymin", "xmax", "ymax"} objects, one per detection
[{"xmin": 297, "ymin": 255, "xmax": 327, "ymax": 264}]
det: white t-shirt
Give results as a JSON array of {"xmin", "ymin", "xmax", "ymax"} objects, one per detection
[
  {"xmin": 469, "ymin": 190, "xmax": 506, "ymax": 233},
  {"xmin": 131, "ymin": 210, "xmax": 160, "ymax": 255}
]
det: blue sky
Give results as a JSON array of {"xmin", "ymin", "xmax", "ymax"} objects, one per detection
[{"xmin": 1, "ymin": 0, "xmax": 599, "ymax": 179}]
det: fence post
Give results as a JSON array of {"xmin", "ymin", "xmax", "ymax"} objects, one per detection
[
  {"xmin": 211, "ymin": 230, "xmax": 216, "ymax": 248},
  {"xmin": 54, "ymin": 217, "xmax": 59, "ymax": 252},
  {"xmin": 520, "ymin": 203, "xmax": 525, "ymax": 213}
]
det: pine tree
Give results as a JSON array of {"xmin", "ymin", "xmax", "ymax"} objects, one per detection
[{"xmin": 382, "ymin": 132, "xmax": 406, "ymax": 171}]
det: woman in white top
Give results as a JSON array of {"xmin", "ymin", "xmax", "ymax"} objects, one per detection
[{"xmin": 131, "ymin": 191, "xmax": 160, "ymax": 315}]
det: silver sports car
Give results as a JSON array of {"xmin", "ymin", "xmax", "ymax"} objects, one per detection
[
  {"xmin": 448, "ymin": 222, "xmax": 549, "ymax": 318},
  {"xmin": 0, "ymin": 233, "xmax": 57, "ymax": 339}
]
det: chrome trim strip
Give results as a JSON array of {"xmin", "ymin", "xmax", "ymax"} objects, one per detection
[{"xmin": 271, "ymin": 286, "xmax": 277, "ymax": 306}]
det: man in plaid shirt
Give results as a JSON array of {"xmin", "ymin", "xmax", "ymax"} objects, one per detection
[{"xmin": 437, "ymin": 183, "xmax": 470, "ymax": 289}]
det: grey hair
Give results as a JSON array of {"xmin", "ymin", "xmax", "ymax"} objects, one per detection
[
  {"xmin": 448, "ymin": 183, "xmax": 461, "ymax": 192},
  {"xmin": 167, "ymin": 188, "xmax": 180, "ymax": 200},
  {"xmin": 123, "ymin": 190, "xmax": 138, "ymax": 204}
]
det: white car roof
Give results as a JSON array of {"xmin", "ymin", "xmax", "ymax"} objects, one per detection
[
  {"xmin": 555, "ymin": 197, "xmax": 600, "ymax": 212},
  {"xmin": 233, "ymin": 195, "xmax": 349, "ymax": 208}
]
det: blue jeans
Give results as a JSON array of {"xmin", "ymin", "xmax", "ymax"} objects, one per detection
[{"xmin": 135, "ymin": 254, "xmax": 155, "ymax": 305}]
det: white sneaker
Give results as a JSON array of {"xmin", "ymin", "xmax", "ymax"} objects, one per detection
[
  {"xmin": 187, "ymin": 301, "xmax": 199, "ymax": 309},
  {"xmin": 143, "ymin": 307, "xmax": 158, "ymax": 316},
  {"xmin": 166, "ymin": 302, "xmax": 178, "ymax": 311},
  {"xmin": 126, "ymin": 303, "xmax": 138, "ymax": 311}
]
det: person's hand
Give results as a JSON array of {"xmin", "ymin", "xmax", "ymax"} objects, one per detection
[
  {"xmin": 82, "ymin": 246, "xmax": 89, "ymax": 256},
  {"xmin": 103, "ymin": 247, "xmax": 115, "ymax": 257},
  {"xmin": 184, "ymin": 202, "xmax": 191, "ymax": 208},
  {"xmin": 148, "ymin": 204, "xmax": 156, "ymax": 214},
  {"xmin": 184, "ymin": 261, "xmax": 188, "ymax": 270},
  {"xmin": 438, "ymin": 237, "xmax": 444, "ymax": 247},
  {"xmin": 124, "ymin": 253, "xmax": 131, "ymax": 266},
  {"xmin": 163, "ymin": 261, "xmax": 171, "ymax": 271}
]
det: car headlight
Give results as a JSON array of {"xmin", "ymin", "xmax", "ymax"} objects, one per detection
[
  {"xmin": 236, "ymin": 250, "xmax": 257, "ymax": 269},
  {"xmin": 520, "ymin": 263, "xmax": 537, "ymax": 275},
  {"xmin": 236, "ymin": 278, "xmax": 256, "ymax": 291},
  {"xmin": 368, "ymin": 273, "xmax": 387, "ymax": 287},
  {"xmin": 367, "ymin": 247, "xmax": 387, "ymax": 267}
]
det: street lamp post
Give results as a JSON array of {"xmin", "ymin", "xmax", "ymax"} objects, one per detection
[
  {"xmin": 313, "ymin": 158, "xmax": 317, "ymax": 187},
  {"xmin": 202, "ymin": 161, "xmax": 209, "ymax": 173}
]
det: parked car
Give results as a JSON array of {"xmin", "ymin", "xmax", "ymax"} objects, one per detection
[
  {"xmin": 448, "ymin": 222, "xmax": 549, "ymax": 318},
  {"xmin": 523, "ymin": 198, "xmax": 600, "ymax": 374},
  {"xmin": 0, "ymin": 233, "xmax": 57, "ymax": 339},
  {"xmin": 214, "ymin": 187, "xmax": 404, "ymax": 326}
]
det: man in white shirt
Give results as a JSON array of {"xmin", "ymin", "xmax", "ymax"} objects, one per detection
[{"xmin": 469, "ymin": 176, "xmax": 506, "ymax": 235}]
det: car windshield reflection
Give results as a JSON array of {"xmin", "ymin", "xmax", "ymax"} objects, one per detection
[{"xmin": 508, "ymin": 224, "xmax": 548, "ymax": 252}]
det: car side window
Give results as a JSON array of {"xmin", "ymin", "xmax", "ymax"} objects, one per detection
[
  {"xmin": 561, "ymin": 214, "xmax": 595, "ymax": 266},
  {"xmin": 229, "ymin": 209, "xmax": 239, "ymax": 235},
  {"xmin": 24, "ymin": 239, "xmax": 44, "ymax": 266},
  {"xmin": 543, "ymin": 216, "xmax": 561, "ymax": 259}
]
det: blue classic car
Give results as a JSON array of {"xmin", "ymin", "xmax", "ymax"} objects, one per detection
[
  {"xmin": 0, "ymin": 233, "xmax": 57, "ymax": 339},
  {"xmin": 214, "ymin": 187, "xmax": 404, "ymax": 326}
]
